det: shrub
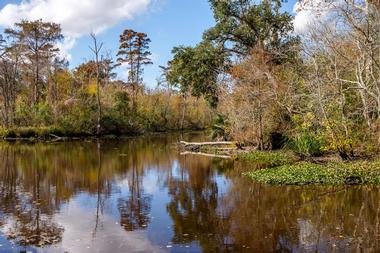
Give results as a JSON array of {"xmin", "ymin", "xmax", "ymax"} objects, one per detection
[
  {"xmin": 17, "ymin": 127, "xmax": 38, "ymax": 138},
  {"xmin": 211, "ymin": 114, "xmax": 228, "ymax": 140},
  {"xmin": 287, "ymin": 132, "xmax": 323, "ymax": 157},
  {"xmin": 15, "ymin": 100, "xmax": 54, "ymax": 127},
  {"xmin": 2, "ymin": 128, "xmax": 17, "ymax": 138}
]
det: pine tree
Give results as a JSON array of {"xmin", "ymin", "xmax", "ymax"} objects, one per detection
[
  {"xmin": 5, "ymin": 20, "xmax": 63, "ymax": 104},
  {"xmin": 116, "ymin": 29, "xmax": 152, "ymax": 111}
]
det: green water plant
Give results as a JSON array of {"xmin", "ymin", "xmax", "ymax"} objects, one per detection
[
  {"xmin": 246, "ymin": 161, "xmax": 380, "ymax": 185},
  {"xmin": 237, "ymin": 151, "xmax": 297, "ymax": 167}
]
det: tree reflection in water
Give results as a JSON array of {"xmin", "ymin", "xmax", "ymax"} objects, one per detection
[
  {"xmin": 118, "ymin": 141, "xmax": 152, "ymax": 231},
  {"xmin": 167, "ymin": 153, "xmax": 380, "ymax": 253},
  {"xmin": 0, "ymin": 146, "xmax": 63, "ymax": 247},
  {"xmin": 0, "ymin": 141, "xmax": 117, "ymax": 247},
  {"xmin": 0, "ymin": 135, "xmax": 378, "ymax": 252},
  {"xmin": 167, "ymin": 155, "xmax": 236, "ymax": 252}
]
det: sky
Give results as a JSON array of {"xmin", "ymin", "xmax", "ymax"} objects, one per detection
[{"xmin": 0, "ymin": 0, "xmax": 305, "ymax": 88}]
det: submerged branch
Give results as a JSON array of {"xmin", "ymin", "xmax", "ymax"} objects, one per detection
[{"xmin": 180, "ymin": 151, "xmax": 232, "ymax": 159}]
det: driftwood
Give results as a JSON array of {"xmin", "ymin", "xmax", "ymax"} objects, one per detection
[
  {"xmin": 49, "ymin": 134, "xmax": 64, "ymax": 142},
  {"xmin": 49, "ymin": 133, "xmax": 63, "ymax": 139},
  {"xmin": 180, "ymin": 141, "xmax": 234, "ymax": 147},
  {"xmin": 179, "ymin": 141, "xmax": 235, "ymax": 158},
  {"xmin": 180, "ymin": 151, "xmax": 231, "ymax": 159}
]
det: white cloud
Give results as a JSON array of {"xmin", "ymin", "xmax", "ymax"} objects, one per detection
[
  {"xmin": 293, "ymin": 2, "xmax": 317, "ymax": 34},
  {"xmin": 56, "ymin": 36, "xmax": 76, "ymax": 61},
  {"xmin": 0, "ymin": 0, "xmax": 153, "ymax": 58},
  {"xmin": 292, "ymin": 1, "xmax": 332, "ymax": 34}
]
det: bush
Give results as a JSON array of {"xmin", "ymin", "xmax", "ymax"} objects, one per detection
[
  {"xmin": 15, "ymin": 100, "xmax": 54, "ymax": 127},
  {"xmin": 1, "ymin": 85, "xmax": 214, "ymax": 137},
  {"xmin": 17, "ymin": 127, "xmax": 38, "ymax": 138},
  {"xmin": 1, "ymin": 128, "xmax": 16, "ymax": 138},
  {"xmin": 57, "ymin": 101, "xmax": 97, "ymax": 136},
  {"xmin": 287, "ymin": 132, "xmax": 323, "ymax": 157},
  {"xmin": 211, "ymin": 114, "xmax": 228, "ymax": 140},
  {"xmin": 0, "ymin": 126, "xmax": 68, "ymax": 139}
]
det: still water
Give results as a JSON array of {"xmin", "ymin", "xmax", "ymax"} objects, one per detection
[{"xmin": 0, "ymin": 132, "xmax": 378, "ymax": 253}]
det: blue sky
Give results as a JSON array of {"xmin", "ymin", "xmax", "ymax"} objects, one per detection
[{"xmin": 0, "ymin": 0, "xmax": 298, "ymax": 88}]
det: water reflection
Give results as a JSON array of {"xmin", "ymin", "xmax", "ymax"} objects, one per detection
[
  {"xmin": 0, "ymin": 133, "xmax": 377, "ymax": 252},
  {"xmin": 118, "ymin": 146, "xmax": 152, "ymax": 231},
  {"xmin": 0, "ymin": 146, "xmax": 63, "ymax": 247}
]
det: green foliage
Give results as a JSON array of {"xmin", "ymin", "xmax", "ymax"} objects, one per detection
[
  {"xmin": 116, "ymin": 29, "xmax": 152, "ymax": 84},
  {"xmin": 0, "ymin": 19, "xmax": 214, "ymax": 139},
  {"xmin": 238, "ymin": 151, "xmax": 297, "ymax": 167},
  {"xmin": 166, "ymin": 41, "xmax": 227, "ymax": 107},
  {"xmin": 100, "ymin": 114, "xmax": 137, "ymax": 135},
  {"xmin": 2, "ymin": 87, "xmax": 212, "ymax": 138},
  {"xmin": 15, "ymin": 100, "xmax": 53, "ymax": 127},
  {"xmin": 287, "ymin": 113, "xmax": 324, "ymax": 157},
  {"xmin": 113, "ymin": 91, "xmax": 130, "ymax": 116},
  {"xmin": 0, "ymin": 126, "xmax": 65, "ymax": 139},
  {"xmin": 211, "ymin": 114, "xmax": 227, "ymax": 140},
  {"xmin": 287, "ymin": 132, "xmax": 323, "ymax": 157},
  {"xmin": 205, "ymin": 0, "xmax": 297, "ymax": 56},
  {"xmin": 246, "ymin": 161, "xmax": 380, "ymax": 185},
  {"xmin": 32, "ymin": 102, "xmax": 54, "ymax": 126}
]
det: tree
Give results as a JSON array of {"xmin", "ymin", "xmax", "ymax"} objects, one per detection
[
  {"xmin": 5, "ymin": 20, "xmax": 63, "ymax": 105},
  {"xmin": 204, "ymin": 0, "xmax": 297, "ymax": 58},
  {"xmin": 0, "ymin": 36, "xmax": 21, "ymax": 127},
  {"xmin": 165, "ymin": 0, "xmax": 302, "ymax": 148},
  {"xmin": 89, "ymin": 33, "xmax": 103, "ymax": 135},
  {"xmin": 116, "ymin": 29, "xmax": 152, "ymax": 111},
  {"xmin": 297, "ymin": 0, "xmax": 379, "ymax": 12},
  {"xmin": 296, "ymin": 0, "xmax": 380, "ymax": 156},
  {"xmin": 74, "ymin": 59, "xmax": 116, "ymax": 87},
  {"xmin": 134, "ymin": 32, "xmax": 153, "ymax": 85},
  {"xmin": 166, "ymin": 41, "xmax": 227, "ymax": 108},
  {"xmin": 219, "ymin": 46, "xmax": 302, "ymax": 149}
]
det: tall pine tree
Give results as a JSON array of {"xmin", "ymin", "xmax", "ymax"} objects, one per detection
[{"xmin": 116, "ymin": 29, "xmax": 152, "ymax": 111}]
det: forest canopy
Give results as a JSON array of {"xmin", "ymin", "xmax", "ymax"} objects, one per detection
[
  {"xmin": 0, "ymin": 20, "xmax": 213, "ymax": 137},
  {"xmin": 0, "ymin": 0, "xmax": 379, "ymax": 160},
  {"xmin": 166, "ymin": 0, "xmax": 380, "ymax": 159}
]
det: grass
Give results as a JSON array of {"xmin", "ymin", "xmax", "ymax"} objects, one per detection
[
  {"xmin": 237, "ymin": 150, "xmax": 297, "ymax": 167},
  {"xmin": 245, "ymin": 161, "xmax": 380, "ymax": 185},
  {"xmin": 0, "ymin": 126, "xmax": 86, "ymax": 140}
]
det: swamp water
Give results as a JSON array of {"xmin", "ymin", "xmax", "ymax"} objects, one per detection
[{"xmin": 0, "ymin": 133, "xmax": 378, "ymax": 253}]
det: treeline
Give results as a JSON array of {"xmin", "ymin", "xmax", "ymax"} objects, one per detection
[
  {"xmin": 0, "ymin": 20, "xmax": 212, "ymax": 138},
  {"xmin": 164, "ymin": 0, "xmax": 380, "ymax": 159}
]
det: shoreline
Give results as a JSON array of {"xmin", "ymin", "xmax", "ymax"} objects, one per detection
[
  {"xmin": 180, "ymin": 142, "xmax": 380, "ymax": 186},
  {"xmin": 0, "ymin": 127, "xmax": 208, "ymax": 142},
  {"xmin": 4, "ymin": 134, "xmax": 380, "ymax": 186},
  {"xmin": 236, "ymin": 150, "xmax": 380, "ymax": 186}
]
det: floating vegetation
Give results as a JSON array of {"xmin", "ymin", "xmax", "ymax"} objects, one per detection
[
  {"xmin": 246, "ymin": 161, "xmax": 380, "ymax": 185},
  {"xmin": 237, "ymin": 151, "xmax": 297, "ymax": 167}
]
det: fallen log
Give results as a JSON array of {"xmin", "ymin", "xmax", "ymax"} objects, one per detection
[
  {"xmin": 180, "ymin": 151, "xmax": 231, "ymax": 159},
  {"xmin": 179, "ymin": 141, "xmax": 236, "ymax": 153},
  {"xmin": 180, "ymin": 141, "xmax": 234, "ymax": 146},
  {"xmin": 49, "ymin": 134, "xmax": 64, "ymax": 142},
  {"xmin": 49, "ymin": 133, "xmax": 63, "ymax": 140}
]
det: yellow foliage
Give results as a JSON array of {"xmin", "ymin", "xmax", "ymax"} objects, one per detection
[{"xmin": 88, "ymin": 78, "xmax": 98, "ymax": 95}]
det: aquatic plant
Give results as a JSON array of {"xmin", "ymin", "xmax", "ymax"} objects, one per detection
[
  {"xmin": 246, "ymin": 161, "xmax": 380, "ymax": 185},
  {"xmin": 237, "ymin": 151, "xmax": 297, "ymax": 167}
]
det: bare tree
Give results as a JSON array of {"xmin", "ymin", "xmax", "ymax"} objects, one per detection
[
  {"xmin": 0, "ymin": 38, "xmax": 21, "ymax": 128},
  {"xmin": 5, "ymin": 20, "xmax": 63, "ymax": 105},
  {"xmin": 89, "ymin": 33, "xmax": 104, "ymax": 135}
]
